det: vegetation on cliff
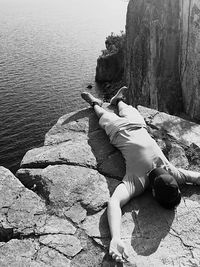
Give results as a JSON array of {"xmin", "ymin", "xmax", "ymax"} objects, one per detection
[
  {"xmin": 95, "ymin": 31, "xmax": 126, "ymax": 94},
  {"xmin": 100, "ymin": 31, "xmax": 125, "ymax": 57}
]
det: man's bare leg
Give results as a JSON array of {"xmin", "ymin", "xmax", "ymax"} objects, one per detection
[
  {"xmin": 93, "ymin": 104, "xmax": 109, "ymax": 118},
  {"xmin": 81, "ymin": 92, "xmax": 103, "ymax": 107},
  {"xmin": 81, "ymin": 91, "xmax": 111, "ymax": 119},
  {"xmin": 117, "ymin": 100, "xmax": 129, "ymax": 113},
  {"xmin": 110, "ymin": 86, "xmax": 128, "ymax": 106}
]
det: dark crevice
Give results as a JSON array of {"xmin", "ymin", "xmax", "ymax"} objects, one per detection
[
  {"xmin": 0, "ymin": 227, "xmax": 79, "ymax": 243},
  {"xmin": 97, "ymin": 167, "xmax": 123, "ymax": 181},
  {"xmin": 0, "ymin": 227, "xmax": 20, "ymax": 242},
  {"xmin": 63, "ymin": 215, "xmax": 80, "ymax": 229},
  {"xmin": 81, "ymin": 202, "xmax": 107, "ymax": 216},
  {"xmin": 38, "ymin": 241, "xmax": 74, "ymax": 260},
  {"xmin": 16, "ymin": 174, "xmax": 51, "ymax": 205},
  {"xmin": 169, "ymin": 229, "xmax": 195, "ymax": 260},
  {"xmin": 20, "ymin": 232, "xmax": 75, "ymax": 240},
  {"xmin": 20, "ymin": 161, "xmax": 97, "ymax": 171},
  {"xmin": 88, "ymin": 235, "xmax": 108, "ymax": 251}
]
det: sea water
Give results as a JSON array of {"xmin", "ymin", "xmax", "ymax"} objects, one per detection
[{"xmin": 0, "ymin": 0, "xmax": 127, "ymax": 172}]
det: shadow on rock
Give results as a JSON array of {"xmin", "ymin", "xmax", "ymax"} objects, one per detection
[
  {"xmin": 87, "ymin": 104, "xmax": 126, "ymax": 181},
  {"xmin": 102, "ymin": 252, "xmax": 124, "ymax": 267},
  {"xmin": 61, "ymin": 108, "xmax": 96, "ymax": 126},
  {"xmin": 97, "ymin": 192, "xmax": 175, "ymax": 264},
  {"xmin": 125, "ymin": 192, "xmax": 175, "ymax": 256}
]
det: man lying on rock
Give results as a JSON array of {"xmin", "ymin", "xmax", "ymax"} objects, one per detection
[{"xmin": 81, "ymin": 87, "xmax": 200, "ymax": 263}]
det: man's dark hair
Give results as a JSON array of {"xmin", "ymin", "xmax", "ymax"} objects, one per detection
[{"xmin": 149, "ymin": 167, "xmax": 181, "ymax": 209}]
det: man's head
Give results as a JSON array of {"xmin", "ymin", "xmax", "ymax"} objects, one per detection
[{"xmin": 149, "ymin": 167, "xmax": 181, "ymax": 209}]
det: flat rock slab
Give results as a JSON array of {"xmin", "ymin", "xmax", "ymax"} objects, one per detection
[
  {"xmin": 20, "ymin": 140, "xmax": 97, "ymax": 169},
  {"xmin": 0, "ymin": 239, "xmax": 71, "ymax": 267},
  {"xmin": 44, "ymin": 108, "xmax": 100, "ymax": 146},
  {"xmin": 3, "ymin": 104, "xmax": 200, "ymax": 266}
]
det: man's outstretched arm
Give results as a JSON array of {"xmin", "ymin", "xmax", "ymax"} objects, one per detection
[
  {"xmin": 178, "ymin": 168, "xmax": 200, "ymax": 185},
  {"xmin": 167, "ymin": 163, "xmax": 200, "ymax": 185},
  {"xmin": 107, "ymin": 183, "xmax": 131, "ymax": 263}
]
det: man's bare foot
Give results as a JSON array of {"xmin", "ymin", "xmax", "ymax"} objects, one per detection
[
  {"xmin": 81, "ymin": 92, "xmax": 103, "ymax": 107},
  {"xmin": 110, "ymin": 86, "xmax": 128, "ymax": 106}
]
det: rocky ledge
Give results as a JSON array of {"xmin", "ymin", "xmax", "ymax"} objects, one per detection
[{"xmin": 1, "ymin": 104, "xmax": 200, "ymax": 266}]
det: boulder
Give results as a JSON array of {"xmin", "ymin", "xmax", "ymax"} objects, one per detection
[
  {"xmin": 20, "ymin": 140, "xmax": 97, "ymax": 169},
  {"xmin": 17, "ymin": 165, "xmax": 119, "ymax": 213}
]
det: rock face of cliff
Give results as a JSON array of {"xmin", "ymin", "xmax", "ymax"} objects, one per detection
[
  {"xmin": 95, "ymin": 50, "xmax": 124, "ymax": 82},
  {"xmin": 1, "ymin": 104, "xmax": 200, "ymax": 266},
  {"xmin": 125, "ymin": 0, "xmax": 200, "ymax": 120}
]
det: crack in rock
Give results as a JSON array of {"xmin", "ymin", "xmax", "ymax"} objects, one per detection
[{"xmin": 39, "ymin": 234, "xmax": 82, "ymax": 258}]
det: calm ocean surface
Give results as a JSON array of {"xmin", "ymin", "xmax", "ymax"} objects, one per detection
[{"xmin": 0, "ymin": 0, "xmax": 127, "ymax": 173}]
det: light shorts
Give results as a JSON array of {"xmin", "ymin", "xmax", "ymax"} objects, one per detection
[{"xmin": 99, "ymin": 105, "xmax": 146, "ymax": 142}]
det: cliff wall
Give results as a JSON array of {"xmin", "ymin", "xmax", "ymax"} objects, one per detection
[
  {"xmin": 95, "ymin": 33, "xmax": 125, "ymax": 83},
  {"xmin": 95, "ymin": 50, "xmax": 124, "ymax": 83},
  {"xmin": 125, "ymin": 0, "xmax": 200, "ymax": 120},
  {"xmin": 1, "ymin": 104, "xmax": 200, "ymax": 266}
]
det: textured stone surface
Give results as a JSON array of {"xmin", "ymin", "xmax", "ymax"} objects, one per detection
[
  {"xmin": 44, "ymin": 108, "xmax": 100, "ymax": 146},
  {"xmin": 0, "ymin": 239, "xmax": 42, "ymax": 267},
  {"xmin": 2, "ymin": 104, "xmax": 200, "ymax": 266},
  {"xmin": 39, "ymin": 234, "xmax": 82, "ymax": 257},
  {"xmin": 36, "ymin": 246, "xmax": 71, "ymax": 267},
  {"xmin": 64, "ymin": 202, "xmax": 87, "ymax": 224},
  {"xmin": 0, "ymin": 167, "xmax": 81, "ymax": 265},
  {"xmin": 0, "ymin": 239, "xmax": 71, "ymax": 267},
  {"xmin": 17, "ymin": 165, "xmax": 119, "ymax": 213},
  {"xmin": 0, "ymin": 166, "xmax": 46, "ymax": 236},
  {"xmin": 126, "ymin": 0, "xmax": 200, "ymax": 120},
  {"xmin": 151, "ymin": 111, "xmax": 200, "ymax": 147},
  {"xmin": 20, "ymin": 140, "xmax": 97, "ymax": 169},
  {"xmin": 37, "ymin": 215, "xmax": 76, "ymax": 235}
]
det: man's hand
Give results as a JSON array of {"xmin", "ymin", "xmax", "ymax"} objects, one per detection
[{"xmin": 109, "ymin": 237, "xmax": 129, "ymax": 263}]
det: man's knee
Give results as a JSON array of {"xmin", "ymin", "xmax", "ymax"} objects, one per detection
[{"xmin": 119, "ymin": 105, "xmax": 137, "ymax": 117}]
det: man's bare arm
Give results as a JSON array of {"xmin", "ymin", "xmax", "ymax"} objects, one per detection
[
  {"xmin": 167, "ymin": 162, "xmax": 200, "ymax": 185},
  {"xmin": 107, "ymin": 183, "xmax": 131, "ymax": 262},
  {"xmin": 178, "ymin": 168, "xmax": 200, "ymax": 185}
]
